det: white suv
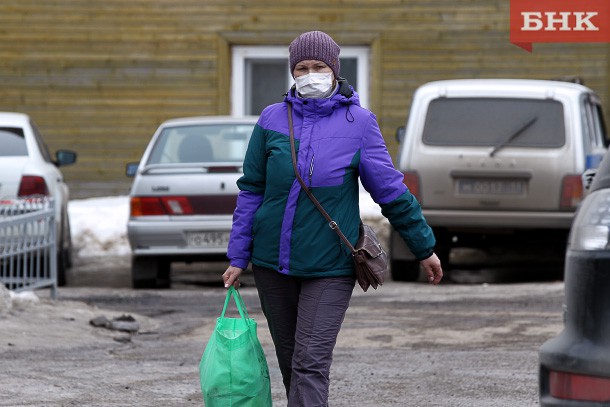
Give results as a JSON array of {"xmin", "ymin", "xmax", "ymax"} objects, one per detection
[
  {"xmin": 0, "ymin": 112, "xmax": 77, "ymax": 286},
  {"xmin": 391, "ymin": 79, "xmax": 608, "ymax": 281}
]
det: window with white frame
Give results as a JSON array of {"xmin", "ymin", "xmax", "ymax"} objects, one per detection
[{"xmin": 231, "ymin": 46, "xmax": 370, "ymax": 116}]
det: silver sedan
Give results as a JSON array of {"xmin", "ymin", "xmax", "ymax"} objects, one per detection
[{"xmin": 126, "ymin": 116, "xmax": 258, "ymax": 288}]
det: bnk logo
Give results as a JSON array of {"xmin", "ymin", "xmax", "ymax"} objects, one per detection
[
  {"xmin": 521, "ymin": 12, "xmax": 599, "ymax": 31},
  {"xmin": 510, "ymin": 0, "xmax": 610, "ymax": 51}
]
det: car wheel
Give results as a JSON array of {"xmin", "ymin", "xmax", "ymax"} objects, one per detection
[
  {"xmin": 64, "ymin": 215, "xmax": 73, "ymax": 269},
  {"xmin": 56, "ymin": 214, "xmax": 72, "ymax": 287},
  {"xmin": 132, "ymin": 256, "xmax": 171, "ymax": 289},
  {"xmin": 390, "ymin": 259, "xmax": 420, "ymax": 282},
  {"xmin": 56, "ymin": 249, "xmax": 69, "ymax": 287}
]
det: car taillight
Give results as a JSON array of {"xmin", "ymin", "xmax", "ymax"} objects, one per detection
[
  {"xmin": 163, "ymin": 197, "xmax": 194, "ymax": 215},
  {"xmin": 17, "ymin": 175, "xmax": 49, "ymax": 197},
  {"xmin": 131, "ymin": 197, "xmax": 164, "ymax": 216},
  {"xmin": 550, "ymin": 370, "xmax": 610, "ymax": 402},
  {"xmin": 130, "ymin": 196, "xmax": 194, "ymax": 216},
  {"xmin": 402, "ymin": 171, "xmax": 422, "ymax": 203},
  {"xmin": 560, "ymin": 174, "xmax": 583, "ymax": 210},
  {"xmin": 569, "ymin": 189, "xmax": 610, "ymax": 250}
]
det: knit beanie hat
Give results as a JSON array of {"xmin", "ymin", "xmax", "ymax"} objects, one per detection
[{"xmin": 289, "ymin": 31, "xmax": 340, "ymax": 78}]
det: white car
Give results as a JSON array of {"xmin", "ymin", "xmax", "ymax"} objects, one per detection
[
  {"xmin": 0, "ymin": 112, "xmax": 77, "ymax": 286},
  {"xmin": 126, "ymin": 116, "xmax": 257, "ymax": 288}
]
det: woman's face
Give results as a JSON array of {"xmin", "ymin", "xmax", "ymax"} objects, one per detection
[{"xmin": 293, "ymin": 60, "xmax": 333, "ymax": 78}]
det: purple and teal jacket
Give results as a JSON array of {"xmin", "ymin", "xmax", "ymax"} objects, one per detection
[{"xmin": 227, "ymin": 80, "xmax": 435, "ymax": 278}]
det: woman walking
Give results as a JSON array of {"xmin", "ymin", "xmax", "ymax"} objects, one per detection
[{"xmin": 223, "ymin": 31, "xmax": 443, "ymax": 406}]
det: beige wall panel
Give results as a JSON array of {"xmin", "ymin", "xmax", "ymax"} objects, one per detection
[{"xmin": 0, "ymin": 1, "xmax": 607, "ymax": 197}]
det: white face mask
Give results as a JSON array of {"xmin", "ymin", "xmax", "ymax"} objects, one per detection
[{"xmin": 294, "ymin": 72, "xmax": 334, "ymax": 99}]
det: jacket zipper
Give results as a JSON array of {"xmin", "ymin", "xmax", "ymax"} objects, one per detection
[{"xmin": 308, "ymin": 154, "xmax": 315, "ymax": 186}]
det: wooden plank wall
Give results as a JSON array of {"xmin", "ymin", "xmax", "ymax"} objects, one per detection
[{"xmin": 0, "ymin": 0, "xmax": 607, "ymax": 198}]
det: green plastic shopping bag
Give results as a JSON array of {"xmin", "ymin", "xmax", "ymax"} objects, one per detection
[{"xmin": 199, "ymin": 286, "xmax": 272, "ymax": 407}]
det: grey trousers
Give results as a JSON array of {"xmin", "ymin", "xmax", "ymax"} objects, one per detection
[{"xmin": 252, "ymin": 265, "xmax": 355, "ymax": 407}]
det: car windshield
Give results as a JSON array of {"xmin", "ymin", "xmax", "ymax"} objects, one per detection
[
  {"xmin": 0, "ymin": 127, "xmax": 27, "ymax": 156},
  {"xmin": 146, "ymin": 123, "xmax": 255, "ymax": 165},
  {"xmin": 422, "ymin": 98, "xmax": 566, "ymax": 148}
]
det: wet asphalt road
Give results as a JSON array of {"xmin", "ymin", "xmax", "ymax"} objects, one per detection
[
  {"xmin": 6, "ymin": 254, "xmax": 561, "ymax": 407},
  {"xmin": 0, "ymin": 241, "xmax": 567, "ymax": 406}
]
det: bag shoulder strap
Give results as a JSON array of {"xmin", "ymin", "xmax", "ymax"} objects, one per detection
[{"xmin": 287, "ymin": 102, "xmax": 356, "ymax": 254}]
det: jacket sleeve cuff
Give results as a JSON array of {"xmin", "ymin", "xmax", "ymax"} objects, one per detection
[
  {"xmin": 415, "ymin": 248, "xmax": 435, "ymax": 261},
  {"xmin": 229, "ymin": 258, "xmax": 250, "ymax": 270}
]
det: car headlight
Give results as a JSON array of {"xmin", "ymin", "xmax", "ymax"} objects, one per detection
[{"xmin": 569, "ymin": 189, "xmax": 610, "ymax": 251}]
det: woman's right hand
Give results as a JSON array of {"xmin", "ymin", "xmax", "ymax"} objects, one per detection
[{"xmin": 223, "ymin": 266, "xmax": 243, "ymax": 288}]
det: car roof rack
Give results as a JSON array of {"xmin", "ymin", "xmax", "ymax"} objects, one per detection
[{"xmin": 551, "ymin": 75, "xmax": 585, "ymax": 85}]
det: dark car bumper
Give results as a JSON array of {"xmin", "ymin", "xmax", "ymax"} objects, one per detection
[{"xmin": 539, "ymin": 250, "xmax": 610, "ymax": 406}]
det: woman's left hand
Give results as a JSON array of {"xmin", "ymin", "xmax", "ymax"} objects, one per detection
[{"xmin": 420, "ymin": 253, "xmax": 443, "ymax": 285}]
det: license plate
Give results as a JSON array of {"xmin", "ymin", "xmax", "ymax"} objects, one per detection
[
  {"xmin": 457, "ymin": 178, "xmax": 526, "ymax": 196},
  {"xmin": 186, "ymin": 231, "xmax": 230, "ymax": 248}
]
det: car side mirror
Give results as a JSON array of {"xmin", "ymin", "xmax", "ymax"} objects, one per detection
[
  {"xmin": 396, "ymin": 126, "xmax": 406, "ymax": 143},
  {"xmin": 125, "ymin": 162, "xmax": 139, "ymax": 177},
  {"xmin": 55, "ymin": 150, "xmax": 77, "ymax": 167}
]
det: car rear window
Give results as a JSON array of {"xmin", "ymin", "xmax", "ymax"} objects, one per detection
[
  {"xmin": 422, "ymin": 98, "xmax": 566, "ymax": 148},
  {"xmin": 0, "ymin": 127, "xmax": 27, "ymax": 156},
  {"xmin": 147, "ymin": 123, "xmax": 255, "ymax": 165}
]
